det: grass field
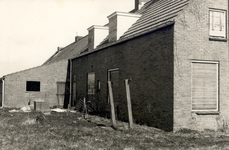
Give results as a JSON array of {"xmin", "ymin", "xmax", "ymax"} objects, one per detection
[{"xmin": 0, "ymin": 108, "xmax": 229, "ymax": 150}]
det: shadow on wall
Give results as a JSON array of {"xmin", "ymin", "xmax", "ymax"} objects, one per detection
[{"xmin": 63, "ymin": 61, "xmax": 70, "ymax": 109}]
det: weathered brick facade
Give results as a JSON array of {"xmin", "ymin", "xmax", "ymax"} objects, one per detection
[
  {"xmin": 173, "ymin": 0, "xmax": 229, "ymax": 131},
  {"xmin": 3, "ymin": 60, "xmax": 68, "ymax": 107},
  {"xmin": 71, "ymin": 0, "xmax": 229, "ymax": 131},
  {"xmin": 72, "ymin": 26, "xmax": 174, "ymax": 131}
]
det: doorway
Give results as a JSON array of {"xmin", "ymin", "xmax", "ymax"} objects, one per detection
[{"xmin": 108, "ymin": 68, "xmax": 120, "ymax": 119}]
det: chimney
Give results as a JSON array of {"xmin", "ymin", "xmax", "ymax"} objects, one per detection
[
  {"xmin": 107, "ymin": 11, "xmax": 141, "ymax": 42},
  {"xmin": 135, "ymin": 0, "xmax": 150, "ymax": 10},
  {"xmin": 75, "ymin": 36, "xmax": 82, "ymax": 42},
  {"xmin": 87, "ymin": 25, "xmax": 109, "ymax": 51},
  {"xmin": 57, "ymin": 47, "xmax": 63, "ymax": 51}
]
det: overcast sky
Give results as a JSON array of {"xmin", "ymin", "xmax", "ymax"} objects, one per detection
[{"xmin": 0, "ymin": 0, "xmax": 134, "ymax": 77}]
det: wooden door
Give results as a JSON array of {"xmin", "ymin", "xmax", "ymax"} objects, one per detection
[
  {"xmin": 56, "ymin": 82, "xmax": 66, "ymax": 106},
  {"xmin": 108, "ymin": 69, "xmax": 120, "ymax": 119},
  {"xmin": 73, "ymin": 75, "xmax": 77, "ymax": 106}
]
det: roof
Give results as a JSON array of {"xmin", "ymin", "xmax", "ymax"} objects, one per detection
[
  {"xmin": 43, "ymin": 36, "xmax": 88, "ymax": 65},
  {"xmin": 121, "ymin": 0, "xmax": 190, "ymax": 39}
]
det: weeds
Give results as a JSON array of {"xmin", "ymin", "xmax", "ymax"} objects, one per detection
[{"xmin": 0, "ymin": 108, "xmax": 229, "ymax": 149}]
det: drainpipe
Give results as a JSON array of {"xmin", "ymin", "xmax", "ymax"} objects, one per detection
[
  {"xmin": 68, "ymin": 59, "xmax": 72, "ymax": 109},
  {"xmin": 1, "ymin": 77, "xmax": 5, "ymax": 108}
]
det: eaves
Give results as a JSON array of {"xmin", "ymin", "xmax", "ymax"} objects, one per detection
[{"xmin": 69, "ymin": 20, "xmax": 175, "ymax": 61}]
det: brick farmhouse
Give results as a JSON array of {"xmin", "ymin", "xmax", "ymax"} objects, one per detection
[
  {"xmin": 70, "ymin": 0, "xmax": 229, "ymax": 131},
  {"xmin": 1, "ymin": 0, "xmax": 229, "ymax": 131}
]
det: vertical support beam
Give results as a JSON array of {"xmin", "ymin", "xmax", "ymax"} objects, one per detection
[
  {"xmin": 1, "ymin": 78, "xmax": 5, "ymax": 108},
  {"xmin": 68, "ymin": 59, "xmax": 72, "ymax": 109},
  {"xmin": 108, "ymin": 81, "xmax": 117, "ymax": 128},
  {"xmin": 83, "ymin": 97, "xmax": 88, "ymax": 119},
  {"xmin": 125, "ymin": 79, "xmax": 133, "ymax": 129}
]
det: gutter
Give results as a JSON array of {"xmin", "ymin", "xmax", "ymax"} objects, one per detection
[
  {"xmin": 0, "ymin": 77, "xmax": 5, "ymax": 108},
  {"xmin": 68, "ymin": 59, "xmax": 72, "ymax": 109}
]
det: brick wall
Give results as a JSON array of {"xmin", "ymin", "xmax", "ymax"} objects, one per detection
[
  {"xmin": 174, "ymin": 0, "xmax": 229, "ymax": 131},
  {"xmin": 3, "ymin": 60, "xmax": 68, "ymax": 108},
  {"xmin": 72, "ymin": 25, "xmax": 174, "ymax": 131}
]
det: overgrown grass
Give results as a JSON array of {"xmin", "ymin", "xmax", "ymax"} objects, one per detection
[{"xmin": 0, "ymin": 108, "xmax": 229, "ymax": 149}]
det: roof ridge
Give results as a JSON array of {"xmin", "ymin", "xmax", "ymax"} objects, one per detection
[
  {"xmin": 43, "ymin": 35, "xmax": 88, "ymax": 65},
  {"xmin": 3, "ymin": 59, "xmax": 68, "ymax": 77},
  {"xmin": 121, "ymin": 0, "xmax": 190, "ymax": 39},
  {"xmin": 123, "ymin": 1, "xmax": 189, "ymax": 36}
]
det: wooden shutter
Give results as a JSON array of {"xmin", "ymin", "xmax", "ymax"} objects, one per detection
[
  {"xmin": 88, "ymin": 73, "xmax": 95, "ymax": 95},
  {"xmin": 57, "ymin": 82, "xmax": 66, "ymax": 105},
  {"xmin": 192, "ymin": 62, "xmax": 218, "ymax": 111}
]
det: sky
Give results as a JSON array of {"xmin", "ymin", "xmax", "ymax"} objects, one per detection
[{"xmin": 0, "ymin": 0, "xmax": 134, "ymax": 77}]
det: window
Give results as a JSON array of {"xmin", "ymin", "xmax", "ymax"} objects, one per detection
[
  {"xmin": 191, "ymin": 61, "xmax": 218, "ymax": 111},
  {"xmin": 209, "ymin": 9, "xmax": 227, "ymax": 39},
  {"xmin": 26, "ymin": 81, "xmax": 40, "ymax": 92},
  {"xmin": 87, "ymin": 72, "xmax": 95, "ymax": 95}
]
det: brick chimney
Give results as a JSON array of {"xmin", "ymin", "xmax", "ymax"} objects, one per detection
[
  {"xmin": 135, "ymin": 0, "xmax": 150, "ymax": 10},
  {"xmin": 107, "ymin": 11, "xmax": 141, "ymax": 42},
  {"xmin": 88, "ymin": 25, "xmax": 109, "ymax": 51},
  {"xmin": 75, "ymin": 36, "xmax": 82, "ymax": 42}
]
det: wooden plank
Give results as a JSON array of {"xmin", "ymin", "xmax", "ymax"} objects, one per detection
[
  {"xmin": 83, "ymin": 97, "xmax": 88, "ymax": 119},
  {"xmin": 125, "ymin": 79, "xmax": 133, "ymax": 129},
  {"xmin": 191, "ymin": 62, "xmax": 218, "ymax": 111},
  {"xmin": 108, "ymin": 81, "xmax": 117, "ymax": 128}
]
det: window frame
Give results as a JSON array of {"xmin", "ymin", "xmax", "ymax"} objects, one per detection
[
  {"xmin": 87, "ymin": 72, "xmax": 95, "ymax": 95},
  {"xmin": 209, "ymin": 8, "xmax": 227, "ymax": 39},
  {"xmin": 191, "ymin": 60, "xmax": 219, "ymax": 112}
]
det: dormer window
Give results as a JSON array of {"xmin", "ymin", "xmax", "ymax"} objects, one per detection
[{"xmin": 209, "ymin": 9, "xmax": 227, "ymax": 39}]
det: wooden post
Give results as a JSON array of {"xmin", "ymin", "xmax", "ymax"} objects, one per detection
[
  {"xmin": 108, "ymin": 81, "xmax": 117, "ymax": 128},
  {"xmin": 83, "ymin": 97, "xmax": 88, "ymax": 119},
  {"xmin": 125, "ymin": 79, "xmax": 133, "ymax": 129}
]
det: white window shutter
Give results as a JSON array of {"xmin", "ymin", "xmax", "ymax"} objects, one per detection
[{"xmin": 209, "ymin": 9, "xmax": 226, "ymax": 38}]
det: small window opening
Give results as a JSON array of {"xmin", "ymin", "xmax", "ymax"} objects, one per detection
[{"xmin": 26, "ymin": 81, "xmax": 40, "ymax": 92}]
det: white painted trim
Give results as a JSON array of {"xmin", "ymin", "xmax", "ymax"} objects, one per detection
[
  {"xmin": 209, "ymin": 8, "xmax": 227, "ymax": 38},
  {"xmin": 107, "ymin": 11, "xmax": 142, "ymax": 19},
  {"xmin": 191, "ymin": 60, "xmax": 219, "ymax": 64},
  {"xmin": 87, "ymin": 25, "xmax": 109, "ymax": 31}
]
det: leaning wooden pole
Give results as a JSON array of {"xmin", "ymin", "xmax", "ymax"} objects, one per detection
[
  {"xmin": 108, "ymin": 81, "xmax": 117, "ymax": 128},
  {"xmin": 83, "ymin": 97, "xmax": 88, "ymax": 119},
  {"xmin": 125, "ymin": 79, "xmax": 133, "ymax": 129}
]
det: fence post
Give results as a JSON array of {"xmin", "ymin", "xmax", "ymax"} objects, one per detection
[
  {"xmin": 83, "ymin": 97, "xmax": 88, "ymax": 119},
  {"xmin": 108, "ymin": 81, "xmax": 117, "ymax": 128},
  {"xmin": 125, "ymin": 79, "xmax": 133, "ymax": 129}
]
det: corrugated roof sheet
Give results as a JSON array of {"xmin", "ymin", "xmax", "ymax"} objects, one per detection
[
  {"xmin": 43, "ymin": 36, "xmax": 88, "ymax": 65},
  {"xmin": 121, "ymin": 0, "xmax": 190, "ymax": 39}
]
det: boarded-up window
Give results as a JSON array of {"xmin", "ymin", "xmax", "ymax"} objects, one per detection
[
  {"xmin": 26, "ymin": 81, "xmax": 40, "ymax": 92},
  {"xmin": 88, "ymin": 72, "xmax": 95, "ymax": 95},
  {"xmin": 56, "ymin": 82, "xmax": 66, "ymax": 105},
  {"xmin": 192, "ymin": 61, "xmax": 218, "ymax": 111},
  {"xmin": 209, "ymin": 9, "xmax": 226, "ymax": 38}
]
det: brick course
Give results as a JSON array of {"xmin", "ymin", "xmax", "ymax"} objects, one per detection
[
  {"xmin": 3, "ymin": 60, "xmax": 68, "ymax": 108},
  {"xmin": 174, "ymin": 0, "xmax": 229, "ymax": 131},
  {"xmin": 72, "ymin": 25, "xmax": 174, "ymax": 131}
]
